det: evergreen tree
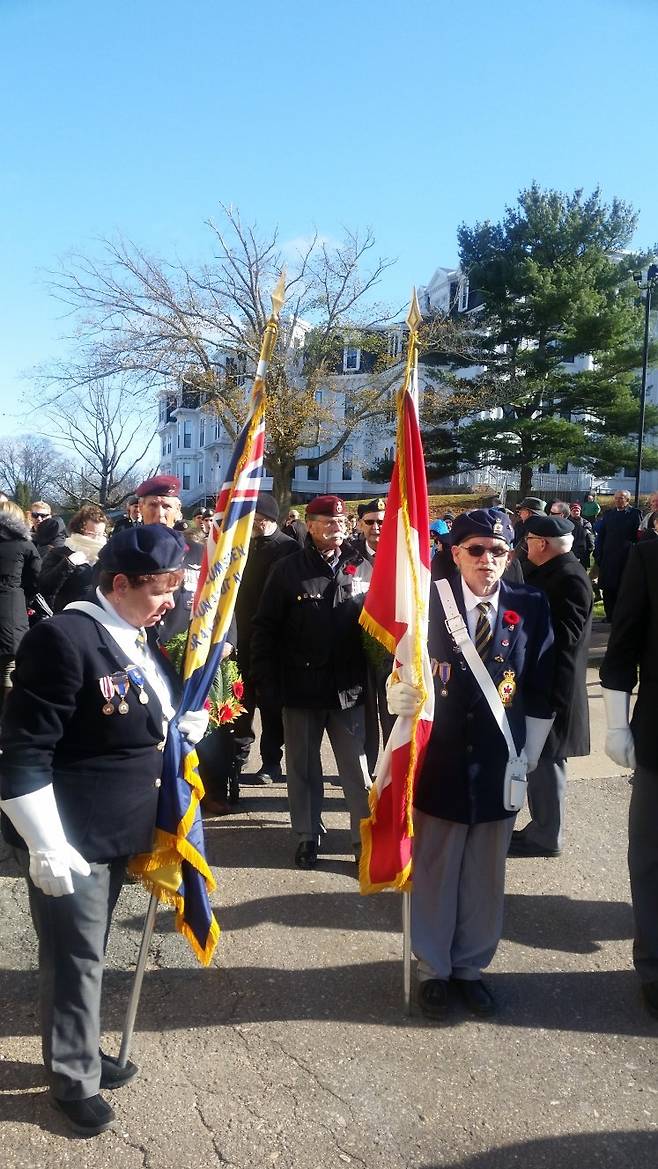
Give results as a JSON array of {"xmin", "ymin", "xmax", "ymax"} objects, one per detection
[{"xmin": 423, "ymin": 185, "xmax": 658, "ymax": 496}]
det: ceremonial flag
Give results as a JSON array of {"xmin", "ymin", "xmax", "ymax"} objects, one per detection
[
  {"xmin": 129, "ymin": 275, "xmax": 285, "ymax": 964},
  {"xmin": 359, "ymin": 291, "xmax": 435, "ymax": 893}
]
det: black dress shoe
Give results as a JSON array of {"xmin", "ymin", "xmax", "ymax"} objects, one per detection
[
  {"xmin": 257, "ymin": 764, "xmax": 282, "ymax": 783},
  {"xmin": 454, "ymin": 978, "xmax": 496, "ymax": 1017},
  {"xmin": 51, "ymin": 1093, "xmax": 116, "ymax": 1137},
  {"xmin": 100, "ymin": 1050, "xmax": 138, "ymax": 1089},
  {"xmin": 417, "ymin": 979, "xmax": 450, "ymax": 1020},
  {"xmin": 508, "ymin": 832, "xmax": 561, "ymax": 858},
  {"xmin": 251, "ymin": 769, "xmax": 274, "ymax": 786},
  {"xmin": 640, "ymin": 980, "xmax": 658, "ymax": 1020},
  {"xmin": 295, "ymin": 840, "xmax": 318, "ymax": 869}
]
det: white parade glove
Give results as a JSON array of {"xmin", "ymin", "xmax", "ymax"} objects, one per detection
[
  {"xmin": 68, "ymin": 550, "xmax": 87, "ymax": 566},
  {"xmin": 601, "ymin": 688, "xmax": 636, "ymax": 769},
  {"xmin": 177, "ymin": 708, "xmax": 210, "ymax": 745},
  {"xmin": 0, "ymin": 785, "xmax": 91, "ymax": 897},
  {"xmin": 386, "ymin": 674, "xmax": 423, "ymax": 717},
  {"xmin": 524, "ymin": 716, "xmax": 555, "ymax": 772}
]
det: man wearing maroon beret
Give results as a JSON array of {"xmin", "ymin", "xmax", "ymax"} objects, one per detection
[
  {"xmin": 250, "ymin": 494, "xmax": 371, "ymax": 869},
  {"xmin": 135, "ymin": 475, "xmax": 183, "ymax": 528}
]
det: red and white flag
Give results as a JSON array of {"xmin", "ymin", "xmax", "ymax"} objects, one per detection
[{"xmin": 358, "ymin": 292, "xmax": 434, "ymax": 892}]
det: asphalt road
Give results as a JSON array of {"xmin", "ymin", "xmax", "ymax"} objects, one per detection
[{"xmin": 1, "ymin": 641, "xmax": 657, "ymax": 1167}]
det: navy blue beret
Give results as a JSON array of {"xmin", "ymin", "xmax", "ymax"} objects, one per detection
[
  {"xmin": 357, "ymin": 497, "xmax": 386, "ymax": 519},
  {"xmin": 449, "ymin": 508, "xmax": 515, "ymax": 546},
  {"xmin": 98, "ymin": 525, "xmax": 187, "ymax": 574},
  {"xmin": 525, "ymin": 514, "xmax": 574, "ymax": 538}
]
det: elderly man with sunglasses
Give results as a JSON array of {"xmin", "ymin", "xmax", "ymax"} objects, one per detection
[
  {"xmin": 387, "ymin": 509, "xmax": 554, "ymax": 1019},
  {"xmin": 354, "ymin": 498, "xmax": 396, "ymax": 775}
]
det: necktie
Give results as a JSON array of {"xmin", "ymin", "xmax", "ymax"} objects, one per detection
[
  {"xmin": 136, "ymin": 628, "xmax": 147, "ymax": 654},
  {"xmin": 475, "ymin": 602, "xmax": 492, "ymax": 662}
]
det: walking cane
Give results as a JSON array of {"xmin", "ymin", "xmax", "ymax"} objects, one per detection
[
  {"xmin": 402, "ymin": 889, "xmax": 412, "ymax": 1015},
  {"xmin": 118, "ymin": 892, "xmax": 158, "ymax": 1067}
]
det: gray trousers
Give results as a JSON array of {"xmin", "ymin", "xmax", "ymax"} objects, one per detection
[
  {"xmin": 629, "ymin": 766, "xmax": 658, "ymax": 983},
  {"xmin": 16, "ymin": 850, "xmax": 126, "ymax": 1100},
  {"xmin": 364, "ymin": 661, "xmax": 396, "ymax": 777},
  {"xmin": 521, "ymin": 757, "xmax": 567, "ymax": 850},
  {"xmin": 411, "ymin": 810, "xmax": 515, "ymax": 982},
  {"xmin": 282, "ymin": 706, "xmax": 371, "ymax": 846}
]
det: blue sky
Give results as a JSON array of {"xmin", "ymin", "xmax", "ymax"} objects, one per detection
[{"xmin": 1, "ymin": 0, "xmax": 656, "ymax": 436}]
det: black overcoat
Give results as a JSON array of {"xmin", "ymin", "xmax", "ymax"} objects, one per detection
[
  {"xmin": 600, "ymin": 540, "xmax": 658, "ymax": 771},
  {"xmin": 596, "ymin": 506, "xmax": 641, "ymax": 591},
  {"xmin": 234, "ymin": 528, "xmax": 298, "ymax": 678},
  {"xmin": 0, "ymin": 512, "xmax": 41, "ymax": 655},
  {"xmin": 0, "ymin": 610, "xmax": 182, "ymax": 861},
  {"xmin": 414, "ymin": 577, "xmax": 554, "ymax": 824},
  {"xmin": 250, "ymin": 536, "xmax": 368, "ymax": 710},
  {"xmin": 523, "ymin": 552, "xmax": 592, "ymax": 758}
]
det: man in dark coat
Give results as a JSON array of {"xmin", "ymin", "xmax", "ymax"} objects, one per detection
[
  {"xmin": 0, "ymin": 502, "xmax": 41, "ymax": 706},
  {"xmin": 0, "ymin": 525, "xmax": 209, "ymax": 1137},
  {"xmin": 568, "ymin": 501, "xmax": 595, "ymax": 568},
  {"xmin": 233, "ymin": 492, "xmax": 297, "ymax": 783},
  {"xmin": 509, "ymin": 514, "xmax": 592, "ymax": 858},
  {"xmin": 281, "ymin": 508, "xmax": 307, "ymax": 547},
  {"xmin": 112, "ymin": 496, "xmax": 140, "ymax": 534},
  {"xmin": 595, "ymin": 490, "xmax": 641, "ymax": 621},
  {"xmin": 250, "ymin": 494, "xmax": 371, "ymax": 869},
  {"xmin": 600, "ymin": 540, "xmax": 658, "ymax": 1020},
  {"xmin": 388, "ymin": 509, "xmax": 554, "ymax": 1018},
  {"xmin": 353, "ymin": 497, "xmax": 395, "ymax": 775}
]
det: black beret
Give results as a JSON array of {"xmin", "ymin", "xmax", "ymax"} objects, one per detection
[
  {"xmin": 357, "ymin": 497, "xmax": 387, "ymax": 519},
  {"xmin": 449, "ymin": 508, "xmax": 515, "ymax": 546},
  {"xmin": 525, "ymin": 515, "xmax": 574, "ymax": 538},
  {"xmin": 135, "ymin": 474, "xmax": 181, "ymax": 499},
  {"xmin": 98, "ymin": 525, "xmax": 186, "ymax": 575},
  {"xmin": 255, "ymin": 493, "xmax": 279, "ymax": 521}
]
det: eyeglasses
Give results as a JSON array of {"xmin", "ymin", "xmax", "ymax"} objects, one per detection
[
  {"xmin": 31, "ymin": 512, "xmax": 50, "ymax": 520},
  {"xmin": 460, "ymin": 543, "xmax": 509, "ymax": 558},
  {"xmin": 362, "ymin": 518, "xmax": 383, "ymax": 527}
]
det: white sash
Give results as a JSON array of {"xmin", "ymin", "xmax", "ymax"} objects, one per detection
[{"xmin": 435, "ymin": 579, "xmax": 527, "ymax": 811}]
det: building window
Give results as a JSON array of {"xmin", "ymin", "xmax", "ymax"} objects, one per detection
[
  {"xmin": 214, "ymin": 417, "xmax": 221, "ymax": 441},
  {"xmin": 182, "ymin": 462, "xmax": 191, "ymax": 491},
  {"xmin": 198, "ymin": 464, "xmax": 204, "ymax": 485},
  {"xmin": 458, "ymin": 279, "xmax": 470, "ymax": 312},
  {"xmin": 388, "ymin": 332, "xmax": 401, "ymax": 359},
  {"xmin": 315, "ymin": 390, "xmax": 323, "ymax": 403},
  {"xmin": 166, "ymin": 434, "xmax": 172, "ymax": 455},
  {"xmin": 308, "ymin": 459, "xmax": 320, "ymax": 481},
  {"xmin": 162, "ymin": 440, "xmax": 166, "ymax": 458},
  {"xmin": 343, "ymin": 346, "xmax": 361, "ymax": 373},
  {"xmin": 199, "ymin": 417, "xmax": 205, "ymax": 446},
  {"xmin": 183, "ymin": 420, "xmax": 192, "ymax": 449},
  {"xmin": 342, "ymin": 445, "xmax": 353, "ymax": 481},
  {"xmin": 177, "ymin": 426, "xmax": 181, "ymax": 449}
]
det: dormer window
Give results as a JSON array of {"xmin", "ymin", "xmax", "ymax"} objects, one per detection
[{"xmin": 343, "ymin": 346, "xmax": 361, "ymax": 373}]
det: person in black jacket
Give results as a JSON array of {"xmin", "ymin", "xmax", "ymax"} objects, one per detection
[
  {"xmin": 600, "ymin": 540, "xmax": 658, "ymax": 1020},
  {"xmin": 281, "ymin": 508, "xmax": 307, "ymax": 547},
  {"xmin": 509, "ymin": 514, "xmax": 592, "ymax": 858},
  {"xmin": 233, "ymin": 492, "xmax": 297, "ymax": 784},
  {"xmin": 0, "ymin": 525, "xmax": 209, "ymax": 1137},
  {"xmin": 39, "ymin": 503, "xmax": 107, "ymax": 612},
  {"xmin": 595, "ymin": 490, "xmax": 641, "ymax": 620},
  {"xmin": 0, "ymin": 501, "xmax": 41, "ymax": 709},
  {"xmin": 250, "ymin": 494, "xmax": 371, "ymax": 870},
  {"xmin": 111, "ymin": 496, "xmax": 140, "ymax": 534}
]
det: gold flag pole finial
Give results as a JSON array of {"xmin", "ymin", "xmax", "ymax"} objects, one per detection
[
  {"xmin": 406, "ymin": 287, "xmax": 422, "ymax": 335},
  {"xmin": 258, "ymin": 270, "xmax": 286, "ymax": 368}
]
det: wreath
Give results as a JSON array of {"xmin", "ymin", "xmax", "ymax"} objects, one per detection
[{"xmin": 164, "ymin": 632, "xmax": 246, "ymax": 733}]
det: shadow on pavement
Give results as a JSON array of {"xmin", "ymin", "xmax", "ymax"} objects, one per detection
[
  {"xmin": 426, "ymin": 1130, "xmax": 658, "ymax": 1168},
  {"xmin": 1, "ymin": 964, "xmax": 656, "ymax": 1038},
  {"xmin": 504, "ymin": 892, "xmax": 633, "ymax": 952}
]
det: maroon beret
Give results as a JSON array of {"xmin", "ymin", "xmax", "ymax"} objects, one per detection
[
  {"xmin": 135, "ymin": 474, "xmax": 181, "ymax": 499},
  {"xmin": 306, "ymin": 495, "xmax": 346, "ymax": 518}
]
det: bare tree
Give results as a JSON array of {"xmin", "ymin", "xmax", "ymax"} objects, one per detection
[
  {"xmin": 0, "ymin": 435, "xmax": 73, "ymax": 507},
  {"xmin": 43, "ymin": 381, "xmax": 156, "ymax": 507},
  {"xmin": 38, "ymin": 207, "xmax": 412, "ymax": 506}
]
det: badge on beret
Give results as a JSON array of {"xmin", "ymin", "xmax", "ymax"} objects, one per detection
[{"xmin": 497, "ymin": 670, "xmax": 516, "ymax": 707}]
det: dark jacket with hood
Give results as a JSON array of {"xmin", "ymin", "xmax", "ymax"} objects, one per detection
[
  {"xmin": 0, "ymin": 510, "xmax": 42, "ymax": 655},
  {"xmin": 31, "ymin": 515, "xmax": 67, "ymax": 555}
]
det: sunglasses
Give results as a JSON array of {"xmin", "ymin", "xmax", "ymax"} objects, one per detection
[
  {"xmin": 31, "ymin": 512, "xmax": 50, "ymax": 520},
  {"xmin": 362, "ymin": 518, "xmax": 383, "ymax": 526},
  {"xmin": 460, "ymin": 543, "xmax": 509, "ymax": 558}
]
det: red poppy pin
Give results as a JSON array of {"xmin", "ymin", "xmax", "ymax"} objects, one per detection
[
  {"xmin": 503, "ymin": 610, "xmax": 521, "ymax": 628},
  {"xmin": 343, "ymin": 564, "xmax": 357, "ymax": 576}
]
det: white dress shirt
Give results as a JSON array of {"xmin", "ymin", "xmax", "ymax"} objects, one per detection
[{"xmin": 460, "ymin": 579, "xmax": 501, "ymax": 643}]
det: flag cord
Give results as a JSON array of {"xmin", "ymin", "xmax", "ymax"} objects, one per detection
[{"xmin": 118, "ymin": 892, "xmax": 158, "ymax": 1067}]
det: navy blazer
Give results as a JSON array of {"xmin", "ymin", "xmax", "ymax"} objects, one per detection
[
  {"xmin": 1, "ymin": 610, "xmax": 182, "ymax": 861},
  {"xmin": 414, "ymin": 577, "xmax": 554, "ymax": 824}
]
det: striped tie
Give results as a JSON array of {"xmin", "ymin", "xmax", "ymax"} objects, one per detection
[
  {"xmin": 475, "ymin": 602, "xmax": 492, "ymax": 662},
  {"xmin": 136, "ymin": 628, "xmax": 147, "ymax": 653}
]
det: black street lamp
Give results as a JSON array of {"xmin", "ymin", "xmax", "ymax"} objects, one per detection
[{"xmin": 633, "ymin": 264, "xmax": 658, "ymax": 508}]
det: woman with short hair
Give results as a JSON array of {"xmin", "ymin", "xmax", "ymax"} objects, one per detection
[{"xmin": 39, "ymin": 504, "xmax": 107, "ymax": 611}]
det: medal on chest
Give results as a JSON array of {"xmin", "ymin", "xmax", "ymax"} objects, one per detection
[
  {"xmin": 126, "ymin": 663, "xmax": 149, "ymax": 705},
  {"xmin": 111, "ymin": 672, "xmax": 130, "ymax": 715},
  {"xmin": 497, "ymin": 669, "xmax": 516, "ymax": 707},
  {"xmin": 98, "ymin": 675, "xmax": 115, "ymax": 716}
]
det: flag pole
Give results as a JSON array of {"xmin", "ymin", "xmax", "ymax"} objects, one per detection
[
  {"xmin": 402, "ymin": 890, "xmax": 412, "ymax": 1015},
  {"xmin": 117, "ymin": 273, "xmax": 286, "ymax": 1066}
]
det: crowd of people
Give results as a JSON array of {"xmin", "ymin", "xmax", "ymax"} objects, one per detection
[{"xmin": 0, "ymin": 478, "xmax": 656, "ymax": 1138}]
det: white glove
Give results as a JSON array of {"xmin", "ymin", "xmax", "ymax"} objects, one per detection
[
  {"xmin": 177, "ymin": 708, "xmax": 210, "ymax": 745},
  {"xmin": 386, "ymin": 674, "xmax": 423, "ymax": 717},
  {"xmin": 68, "ymin": 550, "xmax": 87, "ymax": 566},
  {"xmin": 524, "ymin": 716, "xmax": 555, "ymax": 772},
  {"xmin": 601, "ymin": 688, "xmax": 636, "ymax": 769},
  {"xmin": 0, "ymin": 785, "xmax": 91, "ymax": 897}
]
